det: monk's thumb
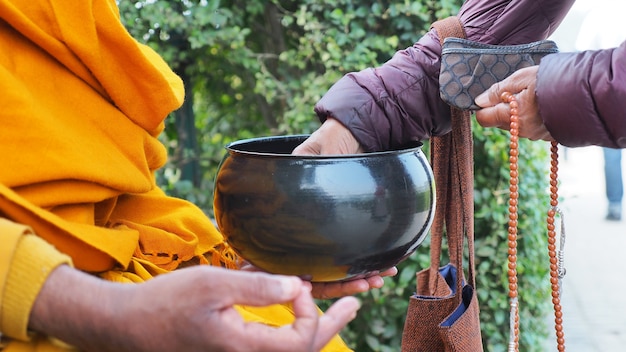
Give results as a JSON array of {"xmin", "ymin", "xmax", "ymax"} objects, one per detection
[{"xmin": 218, "ymin": 270, "xmax": 305, "ymax": 307}]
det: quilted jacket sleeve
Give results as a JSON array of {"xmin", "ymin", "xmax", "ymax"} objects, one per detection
[
  {"xmin": 314, "ymin": 0, "xmax": 575, "ymax": 152},
  {"xmin": 537, "ymin": 42, "xmax": 626, "ymax": 148}
]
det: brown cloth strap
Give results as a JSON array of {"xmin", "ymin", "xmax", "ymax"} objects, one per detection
[{"xmin": 428, "ymin": 16, "xmax": 476, "ymax": 294}]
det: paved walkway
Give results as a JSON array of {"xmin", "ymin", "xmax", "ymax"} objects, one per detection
[
  {"xmin": 541, "ymin": 1, "xmax": 626, "ymax": 349},
  {"xmin": 542, "ymin": 146, "xmax": 626, "ymax": 351}
]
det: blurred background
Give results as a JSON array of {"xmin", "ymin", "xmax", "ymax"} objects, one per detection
[{"xmin": 544, "ymin": 0, "xmax": 626, "ymax": 351}]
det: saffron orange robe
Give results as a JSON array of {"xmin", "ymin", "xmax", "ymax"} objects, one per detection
[{"xmin": 0, "ymin": 1, "xmax": 349, "ymax": 350}]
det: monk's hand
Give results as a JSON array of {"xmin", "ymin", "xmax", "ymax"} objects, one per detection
[
  {"xmin": 292, "ymin": 118, "xmax": 364, "ymax": 155},
  {"xmin": 474, "ymin": 66, "xmax": 554, "ymax": 141},
  {"xmin": 33, "ymin": 265, "xmax": 358, "ymax": 352},
  {"xmin": 239, "ymin": 262, "xmax": 396, "ymax": 299},
  {"xmin": 310, "ymin": 267, "xmax": 398, "ymax": 299},
  {"xmin": 116, "ymin": 266, "xmax": 360, "ymax": 352}
]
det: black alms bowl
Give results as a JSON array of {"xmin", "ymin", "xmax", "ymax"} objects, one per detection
[{"xmin": 213, "ymin": 135, "xmax": 435, "ymax": 282}]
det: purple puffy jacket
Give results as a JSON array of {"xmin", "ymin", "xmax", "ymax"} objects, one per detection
[
  {"xmin": 538, "ymin": 42, "xmax": 626, "ymax": 148},
  {"xmin": 314, "ymin": 0, "xmax": 576, "ymax": 152}
]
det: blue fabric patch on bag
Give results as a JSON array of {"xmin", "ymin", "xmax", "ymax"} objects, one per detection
[
  {"xmin": 439, "ymin": 264, "xmax": 458, "ymax": 295},
  {"xmin": 441, "ymin": 285, "xmax": 475, "ymax": 327}
]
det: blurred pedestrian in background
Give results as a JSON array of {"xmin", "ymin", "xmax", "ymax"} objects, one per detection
[{"xmin": 575, "ymin": 1, "xmax": 626, "ymax": 221}]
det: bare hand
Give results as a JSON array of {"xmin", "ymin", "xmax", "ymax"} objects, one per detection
[
  {"xmin": 292, "ymin": 118, "xmax": 364, "ymax": 155},
  {"xmin": 31, "ymin": 265, "xmax": 360, "ymax": 352},
  {"xmin": 310, "ymin": 267, "xmax": 398, "ymax": 299},
  {"xmin": 240, "ymin": 262, "xmax": 397, "ymax": 299},
  {"xmin": 474, "ymin": 66, "xmax": 554, "ymax": 141}
]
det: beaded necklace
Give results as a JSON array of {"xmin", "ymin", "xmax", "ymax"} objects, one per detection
[{"xmin": 502, "ymin": 92, "xmax": 567, "ymax": 351}]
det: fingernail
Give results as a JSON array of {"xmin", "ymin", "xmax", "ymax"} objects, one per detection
[
  {"xmin": 474, "ymin": 92, "xmax": 487, "ymax": 107},
  {"xmin": 280, "ymin": 277, "xmax": 301, "ymax": 297}
]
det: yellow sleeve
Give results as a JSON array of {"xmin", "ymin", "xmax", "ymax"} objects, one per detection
[{"xmin": 0, "ymin": 218, "xmax": 72, "ymax": 341}]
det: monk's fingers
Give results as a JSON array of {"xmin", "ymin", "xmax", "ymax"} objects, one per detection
[
  {"xmin": 379, "ymin": 266, "xmax": 398, "ymax": 278},
  {"xmin": 310, "ymin": 296, "xmax": 361, "ymax": 351},
  {"xmin": 311, "ymin": 279, "xmax": 368, "ymax": 300},
  {"xmin": 204, "ymin": 268, "xmax": 304, "ymax": 308},
  {"xmin": 237, "ymin": 288, "xmax": 359, "ymax": 352},
  {"xmin": 232, "ymin": 286, "xmax": 318, "ymax": 352}
]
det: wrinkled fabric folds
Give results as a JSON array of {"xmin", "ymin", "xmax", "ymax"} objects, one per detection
[
  {"xmin": 0, "ymin": 1, "xmax": 349, "ymax": 350},
  {"xmin": 314, "ymin": 0, "xmax": 575, "ymax": 151},
  {"xmin": 538, "ymin": 41, "xmax": 626, "ymax": 148}
]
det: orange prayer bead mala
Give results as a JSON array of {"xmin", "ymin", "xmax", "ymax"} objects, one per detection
[{"xmin": 501, "ymin": 92, "xmax": 566, "ymax": 352}]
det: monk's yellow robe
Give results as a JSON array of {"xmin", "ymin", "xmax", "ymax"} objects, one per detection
[{"xmin": 0, "ymin": 1, "xmax": 350, "ymax": 350}]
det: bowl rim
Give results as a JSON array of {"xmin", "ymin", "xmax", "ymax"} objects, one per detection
[{"xmin": 225, "ymin": 134, "xmax": 424, "ymax": 158}]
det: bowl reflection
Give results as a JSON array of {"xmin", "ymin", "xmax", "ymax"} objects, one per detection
[{"xmin": 213, "ymin": 135, "xmax": 435, "ymax": 282}]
